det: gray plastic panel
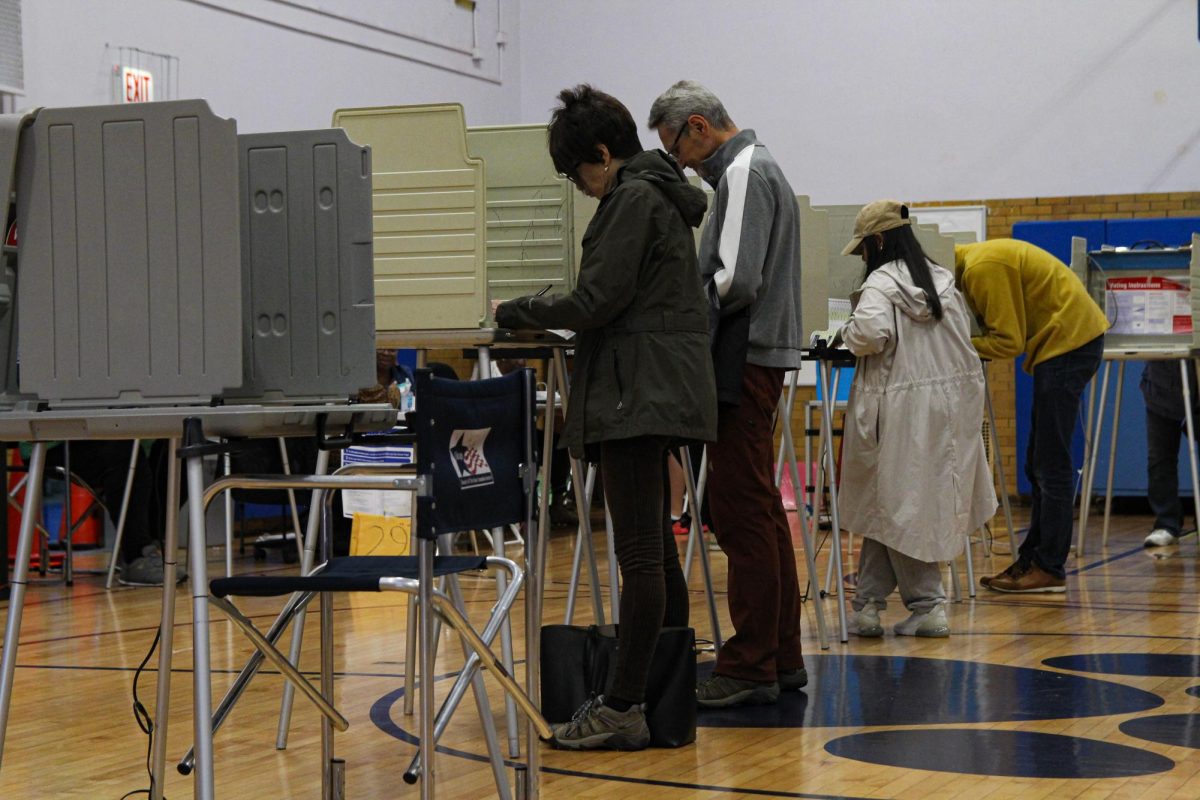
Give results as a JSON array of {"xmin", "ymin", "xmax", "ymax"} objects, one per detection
[
  {"xmin": 821, "ymin": 204, "xmax": 961, "ymax": 307},
  {"xmin": 466, "ymin": 124, "xmax": 574, "ymax": 317},
  {"xmin": 821, "ymin": 204, "xmax": 865, "ymax": 303},
  {"xmin": 797, "ymin": 196, "xmax": 829, "ymax": 342},
  {"xmin": 15, "ymin": 99, "xmax": 242, "ymax": 407},
  {"xmin": 0, "ymin": 110, "xmax": 35, "ymax": 409},
  {"xmin": 226, "ymin": 129, "xmax": 376, "ymax": 403}
]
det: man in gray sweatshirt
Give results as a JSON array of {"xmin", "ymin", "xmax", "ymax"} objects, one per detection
[{"xmin": 649, "ymin": 81, "xmax": 805, "ymax": 708}]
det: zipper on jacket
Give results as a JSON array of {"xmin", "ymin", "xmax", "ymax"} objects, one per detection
[{"xmin": 613, "ymin": 347, "xmax": 625, "ymax": 410}]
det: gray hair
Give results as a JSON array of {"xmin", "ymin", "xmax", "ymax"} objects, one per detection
[{"xmin": 647, "ymin": 80, "xmax": 734, "ymax": 132}]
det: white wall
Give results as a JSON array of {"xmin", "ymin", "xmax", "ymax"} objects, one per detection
[
  {"xmin": 20, "ymin": 0, "xmax": 523, "ymax": 132},
  {"xmin": 16, "ymin": 1, "xmax": 1200, "ymax": 203},
  {"xmin": 518, "ymin": 0, "xmax": 1200, "ymax": 204}
]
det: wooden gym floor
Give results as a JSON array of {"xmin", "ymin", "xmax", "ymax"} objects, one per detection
[{"xmin": 1, "ymin": 506, "xmax": 1199, "ymax": 799}]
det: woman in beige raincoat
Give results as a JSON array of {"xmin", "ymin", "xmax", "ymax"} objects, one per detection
[{"xmin": 836, "ymin": 200, "xmax": 997, "ymax": 637}]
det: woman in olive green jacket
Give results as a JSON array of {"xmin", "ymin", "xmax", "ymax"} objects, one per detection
[{"xmin": 496, "ymin": 85, "xmax": 716, "ymax": 751}]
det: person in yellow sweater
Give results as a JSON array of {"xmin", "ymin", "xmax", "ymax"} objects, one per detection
[{"xmin": 954, "ymin": 239, "xmax": 1108, "ymax": 593}]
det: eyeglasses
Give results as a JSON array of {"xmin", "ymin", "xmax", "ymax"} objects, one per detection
[
  {"xmin": 667, "ymin": 124, "xmax": 689, "ymax": 161},
  {"xmin": 560, "ymin": 161, "xmax": 583, "ymax": 186}
]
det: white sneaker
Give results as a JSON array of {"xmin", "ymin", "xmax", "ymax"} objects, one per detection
[
  {"xmin": 852, "ymin": 606, "xmax": 883, "ymax": 637},
  {"xmin": 1144, "ymin": 528, "xmax": 1179, "ymax": 548},
  {"xmin": 894, "ymin": 604, "xmax": 950, "ymax": 638}
]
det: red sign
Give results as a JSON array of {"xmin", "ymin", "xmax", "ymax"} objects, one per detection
[
  {"xmin": 3, "ymin": 221, "xmax": 14, "ymax": 249},
  {"xmin": 122, "ymin": 67, "xmax": 154, "ymax": 103}
]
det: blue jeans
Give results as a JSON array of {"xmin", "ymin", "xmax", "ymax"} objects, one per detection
[{"xmin": 1019, "ymin": 335, "xmax": 1103, "ymax": 578}]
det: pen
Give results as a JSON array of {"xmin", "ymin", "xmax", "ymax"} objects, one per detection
[{"xmin": 535, "ymin": 284, "xmax": 553, "ymax": 296}]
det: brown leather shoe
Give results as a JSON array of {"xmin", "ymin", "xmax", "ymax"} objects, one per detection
[
  {"xmin": 980, "ymin": 561, "xmax": 1020, "ymax": 589},
  {"xmin": 987, "ymin": 561, "xmax": 1066, "ymax": 594}
]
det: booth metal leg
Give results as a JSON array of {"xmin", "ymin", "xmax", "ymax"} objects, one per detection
[
  {"xmin": 182, "ymin": 433, "xmax": 216, "ymax": 800},
  {"xmin": 682, "ymin": 448, "xmax": 709, "ymax": 582},
  {"xmin": 1077, "ymin": 361, "xmax": 1111, "ymax": 556},
  {"xmin": 818, "ymin": 362, "xmax": 849, "ymax": 642},
  {"xmin": 223, "ymin": 452, "xmax": 235, "ymax": 576},
  {"xmin": 418, "ymin": 539, "xmax": 437, "ymax": 800},
  {"xmin": 0, "ymin": 441, "xmax": 46, "ymax": 766},
  {"xmin": 778, "ymin": 377, "xmax": 830, "ymax": 650},
  {"xmin": 1183, "ymin": 359, "xmax": 1200, "ymax": 549},
  {"xmin": 106, "ymin": 440, "xmax": 143, "ymax": 589},
  {"xmin": 681, "ymin": 447, "xmax": 723, "ymax": 651},
  {"xmin": 150, "ymin": 439, "xmax": 180, "ymax": 799},
  {"xmin": 602, "ymin": 498, "xmax": 620, "ymax": 624},
  {"xmin": 982, "ymin": 367, "xmax": 1018, "ymax": 556},
  {"xmin": 277, "ymin": 438, "xmax": 307, "ymax": 565},
  {"xmin": 476, "ymin": 344, "xmax": 521, "ymax": 758},
  {"xmin": 1101, "ymin": 362, "xmax": 1126, "ymax": 549},
  {"xmin": 276, "ymin": 448, "xmax": 331, "ymax": 749}
]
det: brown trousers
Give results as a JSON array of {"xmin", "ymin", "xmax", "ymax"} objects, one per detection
[{"xmin": 708, "ymin": 364, "xmax": 805, "ymax": 682}]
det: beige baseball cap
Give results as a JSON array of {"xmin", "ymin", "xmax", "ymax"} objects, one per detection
[{"xmin": 841, "ymin": 199, "xmax": 911, "ymax": 256}]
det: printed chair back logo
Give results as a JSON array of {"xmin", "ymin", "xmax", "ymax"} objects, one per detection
[{"xmin": 449, "ymin": 427, "xmax": 494, "ymax": 488}]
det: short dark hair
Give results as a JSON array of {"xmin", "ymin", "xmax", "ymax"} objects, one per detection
[
  {"xmin": 547, "ymin": 84, "xmax": 642, "ymax": 179},
  {"xmin": 862, "ymin": 223, "xmax": 944, "ymax": 321}
]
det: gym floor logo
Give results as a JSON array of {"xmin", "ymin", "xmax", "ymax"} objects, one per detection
[{"xmin": 449, "ymin": 428, "xmax": 494, "ymax": 489}]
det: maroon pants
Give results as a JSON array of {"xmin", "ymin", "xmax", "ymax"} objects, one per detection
[{"xmin": 708, "ymin": 364, "xmax": 804, "ymax": 682}]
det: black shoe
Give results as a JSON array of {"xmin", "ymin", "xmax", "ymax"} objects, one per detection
[
  {"xmin": 779, "ymin": 667, "xmax": 808, "ymax": 691},
  {"xmin": 697, "ymin": 674, "xmax": 780, "ymax": 708},
  {"xmin": 549, "ymin": 494, "xmax": 579, "ymax": 528}
]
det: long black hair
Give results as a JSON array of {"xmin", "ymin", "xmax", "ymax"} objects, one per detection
[
  {"xmin": 547, "ymin": 84, "xmax": 642, "ymax": 180},
  {"xmin": 861, "ymin": 223, "xmax": 944, "ymax": 321}
]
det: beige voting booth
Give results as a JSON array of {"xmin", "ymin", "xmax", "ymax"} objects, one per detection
[
  {"xmin": 333, "ymin": 104, "xmax": 487, "ymax": 331},
  {"xmin": 465, "ymin": 124, "xmax": 577, "ymax": 312}
]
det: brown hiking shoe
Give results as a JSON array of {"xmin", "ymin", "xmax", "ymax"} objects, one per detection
[
  {"xmin": 987, "ymin": 561, "xmax": 1065, "ymax": 594},
  {"xmin": 980, "ymin": 561, "xmax": 1021, "ymax": 589}
]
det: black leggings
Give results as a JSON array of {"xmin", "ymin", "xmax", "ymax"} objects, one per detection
[{"xmin": 599, "ymin": 436, "xmax": 689, "ymax": 704}]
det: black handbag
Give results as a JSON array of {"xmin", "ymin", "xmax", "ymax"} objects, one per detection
[{"xmin": 540, "ymin": 624, "xmax": 696, "ymax": 748}]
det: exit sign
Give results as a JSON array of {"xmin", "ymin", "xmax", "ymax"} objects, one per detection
[{"xmin": 121, "ymin": 67, "xmax": 154, "ymax": 103}]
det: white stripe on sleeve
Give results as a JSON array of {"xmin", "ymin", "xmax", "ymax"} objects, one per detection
[{"xmin": 713, "ymin": 143, "xmax": 757, "ymax": 300}]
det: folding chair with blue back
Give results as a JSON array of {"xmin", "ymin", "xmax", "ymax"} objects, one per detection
[{"xmin": 205, "ymin": 368, "xmax": 551, "ymax": 799}]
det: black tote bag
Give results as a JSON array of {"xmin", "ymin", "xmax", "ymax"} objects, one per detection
[{"xmin": 540, "ymin": 624, "xmax": 696, "ymax": 748}]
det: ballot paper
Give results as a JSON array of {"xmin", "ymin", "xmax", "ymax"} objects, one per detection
[
  {"xmin": 341, "ymin": 441, "xmax": 414, "ymax": 518},
  {"xmin": 809, "ymin": 298, "xmax": 854, "ymax": 348},
  {"xmin": 1105, "ymin": 276, "xmax": 1192, "ymax": 336}
]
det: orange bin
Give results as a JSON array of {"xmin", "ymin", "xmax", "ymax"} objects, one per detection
[{"xmin": 8, "ymin": 476, "xmax": 103, "ymax": 562}]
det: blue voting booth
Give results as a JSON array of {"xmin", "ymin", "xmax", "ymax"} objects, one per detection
[{"xmin": 1012, "ymin": 217, "xmax": 1200, "ymax": 497}]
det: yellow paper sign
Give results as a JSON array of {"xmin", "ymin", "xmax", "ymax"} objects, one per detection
[{"xmin": 349, "ymin": 513, "xmax": 412, "ymax": 556}]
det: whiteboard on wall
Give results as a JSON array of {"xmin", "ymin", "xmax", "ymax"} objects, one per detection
[{"xmin": 910, "ymin": 205, "xmax": 988, "ymax": 242}]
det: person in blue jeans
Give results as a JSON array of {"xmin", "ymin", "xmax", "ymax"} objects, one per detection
[
  {"xmin": 955, "ymin": 240, "xmax": 1108, "ymax": 593},
  {"xmin": 1140, "ymin": 360, "xmax": 1200, "ymax": 547}
]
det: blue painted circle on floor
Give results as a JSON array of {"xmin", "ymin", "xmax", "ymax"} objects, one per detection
[
  {"xmin": 1120, "ymin": 714, "xmax": 1200, "ymax": 749},
  {"xmin": 825, "ymin": 729, "xmax": 1174, "ymax": 778},
  {"xmin": 1187, "ymin": 686, "xmax": 1200, "ymax": 699},
  {"xmin": 1043, "ymin": 653, "xmax": 1200, "ymax": 677},
  {"xmin": 697, "ymin": 655, "xmax": 1163, "ymax": 728}
]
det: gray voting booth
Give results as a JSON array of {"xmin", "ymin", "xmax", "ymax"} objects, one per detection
[
  {"xmin": 229, "ymin": 129, "xmax": 376, "ymax": 402},
  {"xmin": 16, "ymin": 100, "xmax": 243, "ymax": 407},
  {"xmin": 0, "ymin": 99, "xmax": 393, "ymax": 800}
]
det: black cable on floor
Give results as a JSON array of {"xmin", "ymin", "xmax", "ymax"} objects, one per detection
[{"xmin": 120, "ymin": 625, "xmax": 164, "ymax": 800}]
